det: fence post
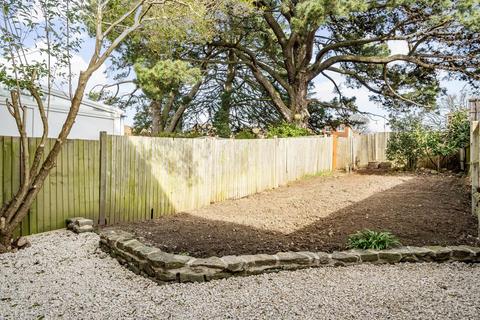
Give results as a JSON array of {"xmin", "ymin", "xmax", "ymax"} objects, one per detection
[
  {"xmin": 98, "ymin": 131, "xmax": 107, "ymax": 226},
  {"xmin": 470, "ymin": 99, "xmax": 480, "ymax": 237}
]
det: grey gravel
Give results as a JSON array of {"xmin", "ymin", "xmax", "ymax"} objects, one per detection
[{"xmin": 1, "ymin": 230, "xmax": 479, "ymax": 320}]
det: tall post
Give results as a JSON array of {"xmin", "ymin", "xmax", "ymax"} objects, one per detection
[
  {"xmin": 98, "ymin": 131, "xmax": 107, "ymax": 226},
  {"xmin": 469, "ymin": 98, "xmax": 480, "ymax": 236}
]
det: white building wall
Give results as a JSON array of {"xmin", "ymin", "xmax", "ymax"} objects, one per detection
[{"xmin": 0, "ymin": 88, "xmax": 124, "ymax": 140}]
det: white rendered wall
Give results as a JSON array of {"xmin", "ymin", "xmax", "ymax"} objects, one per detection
[{"xmin": 0, "ymin": 91, "xmax": 124, "ymax": 140}]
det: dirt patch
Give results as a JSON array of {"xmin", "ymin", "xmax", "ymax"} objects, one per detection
[{"xmin": 106, "ymin": 172, "xmax": 479, "ymax": 258}]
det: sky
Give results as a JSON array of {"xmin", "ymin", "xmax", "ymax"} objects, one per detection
[
  {"xmin": 67, "ymin": 37, "xmax": 472, "ymax": 132},
  {"xmin": 3, "ymin": 14, "xmax": 473, "ymax": 133}
]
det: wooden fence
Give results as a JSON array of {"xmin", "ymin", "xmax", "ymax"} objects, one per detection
[
  {"xmin": 1, "ymin": 136, "xmax": 100, "ymax": 236},
  {"xmin": 335, "ymin": 132, "xmax": 390, "ymax": 169},
  {"xmin": 98, "ymin": 135, "xmax": 333, "ymax": 225},
  {"xmin": 470, "ymin": 98, "xmax": 480, "ymax": 235},
  {"xmin": 1, "ymin": 135, "xmax": 333, "ymax": 235}
]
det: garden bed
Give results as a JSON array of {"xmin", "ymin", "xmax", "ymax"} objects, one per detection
[{"xmin": 105, "ymin": 171, "xmax": 479, "ymax": 258}]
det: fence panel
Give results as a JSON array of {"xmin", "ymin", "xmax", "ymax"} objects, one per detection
[
  {"xmin": 98, "ymin": 135, "xmax": 333, "ymax": 223},
  {"xmin": 2, "ymin": 134, "xmax": 336, "ymax": 235},
  {"xmin": 0, "ymin": 137, "xmax": 99, "ymax": 235},
  {"xmin": 352, "ymin": 132, "xmax": 390, "ymax": 167}
]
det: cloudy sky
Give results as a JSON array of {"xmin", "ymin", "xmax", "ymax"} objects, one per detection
[
  {"xmin": 5, "ymin": 29, "xmax": 471, "ymax": 133},
  {"xmin": 65, "ymin": 36, "xmax": 470, "ymax": 132}
]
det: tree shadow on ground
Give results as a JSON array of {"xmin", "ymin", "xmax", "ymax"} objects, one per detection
[{"xmin": 107, "ymin": 175, "xmax": 479, "ymax": 258}]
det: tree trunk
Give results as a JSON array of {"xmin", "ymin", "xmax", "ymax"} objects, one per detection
[
  {"xmin": 214, "ymin": 50, "xmax": 236, "ymax": 137},
  {"xmin": 0, "ymin": 230, "xmax": 12, "ymax": 253},
  {"xmin": 150, "ymin": 100, "xmax": 162, "ymax": 135},
  {"xmin": 289, "ymin": 76, "xmax": 310, "ymax": 128}
]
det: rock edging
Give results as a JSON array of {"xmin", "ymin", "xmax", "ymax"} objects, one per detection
[
  {"xmin": 99, "ymin": 230, "xmax": 480, "ymax": 284},
  {"xmin": 66, "ymin": 217, "xmax": 94, "ymax": 233}
]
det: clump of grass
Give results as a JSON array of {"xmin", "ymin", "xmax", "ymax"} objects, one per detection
[
  {"xmin": 302, "ymin": 171, "xmax": 333, "ymax": 179},
  {"xmin": 347, "ymin": 229, "xmax": 400, "ymax": 250}
]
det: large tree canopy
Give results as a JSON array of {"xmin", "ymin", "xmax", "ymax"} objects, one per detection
[{"xmin": 210, "ymin": 0, "xmax": 479, "ymax": 127}]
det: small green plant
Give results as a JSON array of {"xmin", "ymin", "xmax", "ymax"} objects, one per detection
[
  {"xmin": 266, "ymin": 122, "xmax": 311, "ymax": 138},
  {"xmin": 347, "ymin": 229, "xmax": 400, "ymax": 250}
]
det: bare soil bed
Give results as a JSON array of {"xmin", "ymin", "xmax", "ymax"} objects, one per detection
[{"xmin": 107, "ymin": 171, "xmax": 479, "ymax": 258}]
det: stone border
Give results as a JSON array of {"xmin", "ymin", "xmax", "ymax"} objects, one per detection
[{"xmin": 99, "ymin": 230, "xmax": 480, "ymax": 284}]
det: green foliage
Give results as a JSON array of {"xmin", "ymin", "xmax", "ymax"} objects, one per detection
[
  {"xmin": 386, "ymin": 122, "xmax": 425, "ymax": 170},
  {"xmin": 134, "ymin": 60, "xmax": 201, "ymax": 100},
  {"xmin": 234, "ymin": 129, "xmax": 256, "ymax": 139},
  {"xmin": 156, "ymin": 131, "xmax": 203, "ymax": 138},
  {"xmin": 213, "ymin": 91, "xmax": 233, "ymax": 138},
  {"xmin": 266, "ymin": 123, "xmax": 312, "ymax": 138},
  {"xmin": 347, "ymin": 229, "xmax": 401, "ymax": 250},
  {"xmin": 292, "ymin": 0, "xmax": 368, "ymax": 32},
  {"xmin": 387, "ymin": 110, "xmax": 470, "ymax": 170},
  {"xmin": 446, "ymin": 109, "xmax": 470, "ymax": 149}
]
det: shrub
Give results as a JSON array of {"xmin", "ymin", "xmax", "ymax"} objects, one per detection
[
  {"xmin": 156, "ymin": 131, "xmax": 203, "ymax": 138},
  {"xmin": 386, "ymin": 117, "xmax": 425, "ymax": 170},
  {"xmin": 266, "ymin": 123, "xmax": 311, "ymax": 138},
  {"xmin": 235, "ymin": 129, "xmax": 257, "ymax": 139},
  {"xmin": 347, "ymin": 229, "xmax": 400, "ymax": 250},
  {"xmin": 387, "ymin": 110, "xmax": 470, "ymax": 170}
]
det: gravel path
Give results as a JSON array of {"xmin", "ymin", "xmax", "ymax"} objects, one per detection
[{"xmin": 1, "ymin": 231, "xmax": 479, "ymax": 320}]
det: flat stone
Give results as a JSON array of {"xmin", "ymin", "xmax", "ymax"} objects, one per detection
[
  {"xmin": 189, "ymin": 257, "xmax": 226, "ymax": 270},
  {"xmin": 178, "ymin": 268, "xmax": 206, "ymax": 283},
  {"xmin": 276, "ymin": 252, "xmax": 312, "ymax": 265},
  {"xmin": 459, "ymin": 246, "xmax": 480, "ymax": 260},
  {"xmin": 16, "ymin": 237, "xmax": 29, "ymax": 248},
  {"xmin": 147, "ymin": 251, "xmax": 168, "ymax": 268},
  {"xmin": 378, "ymin": 249, "xmax": 402, "ymax": 263},
  {"xmin": 348, "ymin": 249, "xmax": 378, "ymax": 263},
  {"xmin": 164, "ymin": 254, "xmax": 192, "ymax": 269},
  {"xmin": 331, "ymin": 252, "xmax": 359, "ymax": 264},
  {"xmin": 108, "ymin": 233, "xmax": 134, "ymax": 248},
  {"xmin": 117, "ymin": 250, "xmax": 139, "ymax": 263},
  {"xmin": 75, "ymin": 218, "xmax": 93, "ymax": 227},
  {"xmin": 204, "ymin": 270, "xmax": 231, "ymax": 281},
  {"xmin": 145, "ymin": 251, "xmax": 191, "ymax": 269},
  {"xmin": 395, "ymin": 247, "xmax": 420, "ymax": 263},
  {"xmin": 122, "ymin": 240, "xmax": 144, "ymax": 254},
  {"xmin": 425, "ymin": 246, "xmax": 452, "ymax": 261},
  {"xmin": 133, "ymin": 246, "xmax": 161, "ymax": 260},
  {"xmin": 221, "ymin": 255, "xmax": 245, "ymax": 272},
  {"xmin": 117, "ymin": 239, "xmax": 141, "ymax": 252},
  {"xmin": 99, "ymin": 230, "xmax": 117, "ymax": 239},
  {"xmin": 316, "ymin": 252, "xmax": 331, "ymax": 265},
  {"xmin": 73, "ymin": 225, "xmax": 93, "ymax": 234},
  {"xmin": 155, "ymin": 268, "xmax": 178, "ymax": 282},
  {"xmin": 407, "ymin": 246, "xmax": 435, "ymax": 261},
  {"xmin": 298, "ymin": 251, "xmax": 320, "ymax": 265},
  {"xmin": 448, "ymin": 246, "xmax": 475, "ymax": 262},
  {"xmin": 241, "ymin": 254, "xmax": 278, "ymax": 267}
]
